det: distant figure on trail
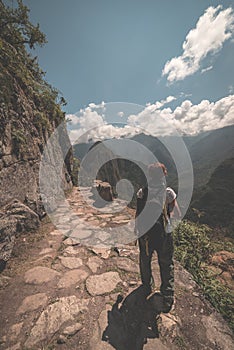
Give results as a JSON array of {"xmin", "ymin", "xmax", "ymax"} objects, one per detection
[{"xmin": 135, "ymin": 162, "xmax": 181, "ymax": 313}]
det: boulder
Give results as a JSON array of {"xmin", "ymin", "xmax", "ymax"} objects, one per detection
[
  {"xmin": 93, "ymin": 180, "xmax": 113, "ymax": 203},
  {"xmin": 4, "ymin": 200, "xmax": 40, "ymax": 232}
]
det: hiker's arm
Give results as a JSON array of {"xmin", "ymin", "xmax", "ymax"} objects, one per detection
[
  {"xmin": 134, "ymin": 197, "xmax": 142, "ymax": 234},
  {"xmin": 170, "ymin": 199, "xmax": 181, "ymax": 218},
  {"xmin": 134, "ymin": 189, "xmax": 145, "ymax": 235}
]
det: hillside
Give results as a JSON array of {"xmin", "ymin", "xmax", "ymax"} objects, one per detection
[
  {"xmin": 188, "ymin": 158, "xmax": 234, "ymax": 228},
  {"xmin": 186, "ymin": 125, "xmax": 234, "ymax": 188}
]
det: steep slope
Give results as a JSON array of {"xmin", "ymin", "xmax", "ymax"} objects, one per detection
[
  {"xmin": 188, "ymin": 158, "xmax": 234, "ymax": 227},
  {"xmin": 0, "ymin": 1, "xmax": 73, "ymax": 264},
  {"xmin": 187, "ymin": 125, "xmax": 234, "ymax": 188}
]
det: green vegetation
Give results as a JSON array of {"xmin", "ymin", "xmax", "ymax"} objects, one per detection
[
  {"xmin": 174, "ymin": 220, "xmax": 234, "ymax": 331},
  {"xmin": 0, "ymin": 0, "xmax": 66, "ymax": 134},
  {"xmin": 173, "ymin": 335, "xmax": 187, "ymax": 350}
]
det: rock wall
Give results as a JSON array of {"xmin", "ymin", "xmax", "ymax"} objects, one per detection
[
  {"xmin": 0, "ymin": 89, "xmax": 73, "ymax": 265},
  {"xmin": 0, "ymin": 105, "xmax": 72, "ymax": 211}
]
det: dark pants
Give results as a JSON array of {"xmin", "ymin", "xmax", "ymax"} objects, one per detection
[{"xmin": 138, "ymin": 223, "xmax": 174, "ymax": 297}]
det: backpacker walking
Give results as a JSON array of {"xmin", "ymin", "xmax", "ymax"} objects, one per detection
[{"xmin": 135, "ymin": 162, "xmax": 181, "ymax": 312}]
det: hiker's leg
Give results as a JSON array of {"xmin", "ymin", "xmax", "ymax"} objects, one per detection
[
  {"xmin": 157, "ymin": 232, "xmax": 174, "ymax": 298},
  {"xmin": 139, "ymin": 237, "xmax": 154, "ymax": 290}
]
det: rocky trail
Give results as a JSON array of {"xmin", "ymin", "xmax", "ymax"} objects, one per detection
[{"xmin": 0, "ymin": 187, "xmax": 233, "ymax": 350}]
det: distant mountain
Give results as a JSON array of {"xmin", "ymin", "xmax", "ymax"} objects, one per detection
[
  {"xmin": 73, "ymin": 125, "xmax": 234, "ymax": 207},
  {"xmin": 73, "ymin": 142, "xmax": 92, "ymax": 160},
  {"xmin": 188, "ymin": 158, "xmax": 234, "ymax": 228}
]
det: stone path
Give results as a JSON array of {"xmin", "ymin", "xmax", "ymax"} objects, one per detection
[
  {"xmin": 52, "ymin": 187, "xmax": 136, "ymax": 247},
  {"xmin": 0, "ymin": 187, "xmax": 233, "ymax": 350}
]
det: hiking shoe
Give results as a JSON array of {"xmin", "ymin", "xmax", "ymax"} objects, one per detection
[{"xmin": 161, "ymin": 295, "xmax": 174, "ymax": 313}]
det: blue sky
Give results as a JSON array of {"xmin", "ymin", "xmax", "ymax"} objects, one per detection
[
  {"xmin": 20, "ymin": 0, "xmax": 234, "ymax": 139},
  {"xmin": 23, "ymin": 0, "xmax": 233, "ymax": 110}
]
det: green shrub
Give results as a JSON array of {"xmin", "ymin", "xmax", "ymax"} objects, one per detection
[
  {"xmin": 174, "ymin": 221, "xmax": 213, "ymax": 272},
  {"xmin": 174, "ymin": 220, "xmax": 234, "ymax": 331}
]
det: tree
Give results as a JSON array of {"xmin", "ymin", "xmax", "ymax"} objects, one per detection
[
  {"xmin": 0, "ymin": 0, "xmax": 66, "ymax": 122},
  {"xmin": 0, "ymin": 0, "xmax": 46, "ymax": 49}
]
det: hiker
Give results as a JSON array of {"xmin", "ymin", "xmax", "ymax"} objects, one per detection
[{"xmin": 135, "ymin": 162, "xmax": 181, "ymax": 313}]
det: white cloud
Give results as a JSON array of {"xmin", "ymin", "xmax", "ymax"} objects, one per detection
[
  {"xmin": 228, "ymin": 85, "xmax": 234, "ymax": 94},
  {"xmin": 128, "ymin": 95, "xmax": 234, "ymax": 136},
  {"xmin": 88, "ymin": 101, "xmax": 105, "ymax": 109},
  {"xmin": 118, "ymin": 111, "xmax": 124, "ymax": 117},
  {"xmin": 67, "ymin": 95, "xmax": 234, "ymax": 143},
  {"xmin": 139, "ymin": 95, "xmax": 234, "ymax": 135},
  {"xmin": 162, "ymin": 6, "xmax": 234, "ymax": 83},
  {"xmin": 146, "ymin": 95, "xmax": 176, "ymax": 111},
  {"xmin": 201, "ymin": 65, "xmax": 213, "ymax": 74},
  {"xmin": 67, "ymin": 106, "xmax": 107, "ymax": 144}
]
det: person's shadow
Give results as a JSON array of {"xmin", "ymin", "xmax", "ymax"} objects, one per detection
[{"xmin": 102, "ymin": 285, "xmax": 164, "ymax": 350}]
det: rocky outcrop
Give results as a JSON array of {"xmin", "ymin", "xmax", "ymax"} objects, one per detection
[{"xmin": 0, "ymin": 200, "xmax": 40, "ymax": 268}]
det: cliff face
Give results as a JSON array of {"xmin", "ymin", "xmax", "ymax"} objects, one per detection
[
  {"xmin": 0, "ymin": 98, "xmax": 73, "ymax": 214},
  {"xmin": 0, "ymin": 90, "xmax": 73, "ymax": 265},
  {"xmin": 0, "ymin": 1, "xmax": 73, "ymax": 264}
]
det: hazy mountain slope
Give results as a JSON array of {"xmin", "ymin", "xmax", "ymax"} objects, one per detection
[
  {"xmin": 187, "ymin": 125, "xmax": 234, "ymax": 188},
  {"xmin": 74, "ymin": 134, "xmax": 178, "ymax": 191},
  {"xmin": 73, "ymin": 125, "xmax": 234, "ymax": 203},
  {"xmin": 188, "ymin": 158, "xmax": 234, "ymax": 227}
]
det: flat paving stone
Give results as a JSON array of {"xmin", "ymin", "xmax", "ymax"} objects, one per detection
[
  {"xmin": 58, "ymin": 269, "xmax": 89, "ymax": 289},
  {"xmin": 63, "ymin": 246, "xmax": 80, "ymax": 256},
  {"xmin": 87, "ymin": 256, "xmax": 103, "ymax": 273},
  {"xmin": 24, "ymin": 267, "xmax": 61, "ymax": 285},
  {"xmin": 59, "ymin": 256, "xmax": 83, "ymax": 269},
  {"xmin": 86, "ymin": 272, "xmax": 121, "ymax": 296},
  {"xmin": 111, "ymin": 257, "xmax": 139, "ymax": 273},
  {"xmin": 70, "ymin": 229, "xmax": 93, "ymax": 240},
  {"xmin": 17, "ymin": 293, "xmax": 48, "ymax": 314}
]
